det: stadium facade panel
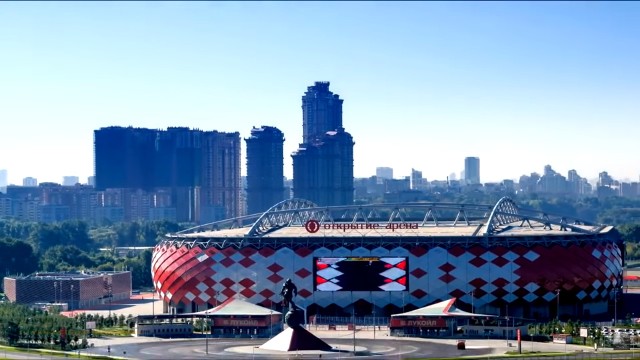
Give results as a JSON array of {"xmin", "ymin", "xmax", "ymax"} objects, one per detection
[{"xmin": 152, "ymin": 198, "xmax": 623, "ymax": 320}]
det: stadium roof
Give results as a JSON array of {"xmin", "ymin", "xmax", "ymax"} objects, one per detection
[
  {"xmin": 191, "ymin": 297, "xmax": 281, "ymax": 316},
  {"xmin": 391, "ymin": 298, "xmax": 497, "ymax": 318},
  {"xmin": 165, "ymin": 197, "xmax": 614, "ymax": 241}
]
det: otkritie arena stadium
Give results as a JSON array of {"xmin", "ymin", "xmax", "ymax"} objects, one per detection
[{"xmin": 151, "ymin": 197, "xmax": 623, "ymax": 320}]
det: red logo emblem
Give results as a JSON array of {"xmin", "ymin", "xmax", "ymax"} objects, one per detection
[{"xmin": 305, "ymin": 219, "xmax": 320, "ymax": 233}]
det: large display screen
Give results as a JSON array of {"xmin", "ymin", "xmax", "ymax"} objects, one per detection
[{"xmin": 313, "ymin": 257, "xmax": 408, "ymax": 291}]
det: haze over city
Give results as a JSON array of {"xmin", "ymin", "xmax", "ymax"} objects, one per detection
[{"xmin": 1, "ymin": 2, "xmax": 639, "ymax": 185}]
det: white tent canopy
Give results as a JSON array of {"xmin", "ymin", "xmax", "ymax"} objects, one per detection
[
  {"xmin": 189, "ymin": 297, "xmax": 282, "ymax": 317},
  {"xmin": 391, "ymin": 298, "xmax": 497, "ymax": 318}
]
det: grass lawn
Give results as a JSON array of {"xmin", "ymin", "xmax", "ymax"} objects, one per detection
[
  {"xmin": 0, "ymin": 345, "xmax": 114, "ymax": 359},
  {"xmin": 93, "ymin": 327, "xmax": 133, "ymax": 337}
]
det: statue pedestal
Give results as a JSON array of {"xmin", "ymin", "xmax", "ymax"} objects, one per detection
[
  {"xmin": 259, "ymin": 305, "xmax": 332, "ymax": 351},
  {"xmin": 259, "ymin": 326, "xmax": 332, "ymax": 351}
]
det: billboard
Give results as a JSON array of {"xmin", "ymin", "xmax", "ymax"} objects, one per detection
[{"xmin": 313, "ymin": 257, "xmax": 408, "ymax": 291}]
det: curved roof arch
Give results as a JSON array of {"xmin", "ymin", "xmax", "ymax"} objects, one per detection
[
  {"xmin": 247, "ymin": 198, "xmax": 321, "ymax": 236},
  {"xmin": 167, "ymin": 197, "xmax": 605, "ymax": 240},
  {"xmin": 485, "ymin": 197, "xmax": 521, "ymax": 235},
  {"xmin": 483, "ymin": 197, "xmax": 598, "ymax": 235}
]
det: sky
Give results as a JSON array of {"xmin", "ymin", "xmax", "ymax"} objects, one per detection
[{"xmin": 1, "ymin": 1, "xmax": 639, "ymax": 186}]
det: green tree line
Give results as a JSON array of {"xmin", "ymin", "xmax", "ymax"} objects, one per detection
[
  {"xmin": 0, "ymin": 302, "xmax": 135, "ymax": 350},
  {"xmin": 0, "ymin": 220, "xmax": 185, "ymax": 290},
  {"xmin": 0, "ymin": 302, "xmax": 85, "ymax": 349}
]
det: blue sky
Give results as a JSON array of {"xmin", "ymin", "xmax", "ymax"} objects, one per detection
[{"xmin": 1, "ymin": 2, "xmax": 638, "ymax": 185}]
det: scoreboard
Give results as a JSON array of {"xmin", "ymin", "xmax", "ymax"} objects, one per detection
[{"xmin": 313, "ymin": 257, "xmax": 408, "ymax": 291}]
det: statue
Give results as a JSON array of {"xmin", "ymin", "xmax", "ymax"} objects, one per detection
[
  {"xmin": 280, "ymin": 278, "xmax": 303, "ymax": 328},
  {"xmin": 260, "ymin": 278, "xmax": 332, "ymax": 351},
  {"xmin": 280, "ymin": 278, "xmax": 298, "ymax": 308}
]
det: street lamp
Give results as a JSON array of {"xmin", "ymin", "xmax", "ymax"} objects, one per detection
[
  {"xmin": 152, "ymin": 288, "xmax": 155, "ymax": 317},
  {"xmin": 202, "ymin": 313, "xmax": 208, "ymax": 355},
  {"xmin": 505, "ymin": 303, "xmax": 509, "ymax": 345},
  {"xmin": 108, "ymin": 283, "xmax": 113, "ymax": 318},
  {"xmin": 613, "ymin": 287, "xmax": 619, "ymax": 326},
  {"xmin": 270, "ymin": 308, "xmax": 273, "ymax": 338},
  {"xmin": 372, "ymin": 306, "xmax": 376, "ymax": 340},
  {"xmin": 26, "ymin": 318, "xmax": 31, "ymax": 353},
  {"xmin": 555, "ymin": 289, "xmax": 560, "ymax": 321},
  {"xmin": 151, "ymin": 287, "xmax": 156, "ymax": 338},
  {"xmin": 205, "ymin": 303, "xmax": 210, "ymax": 355},
  {"xmin": 352, "ymin": 307, "xmax": 356, "ymax": 354}
]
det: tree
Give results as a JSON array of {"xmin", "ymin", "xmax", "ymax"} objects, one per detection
[
  {"xmin": 28, "ymin": 224, "xmax": 61, "ymax": 254},
  {"xmin": 4, "ymin": 321, "xmax": 20, "ymax": 345},
  {"xmin": 619, "ymin": 223, "xmax": 640, "ymax": 243},
  {"xmin": 59, "ymin": 221, "xmax": 93, "ymax": 251},
  {"xmin": 123, "ymin": 249, "xmax": 153, "ymax": 288},
  {"xmin": 88, "ymin": 228, "xmax": 118, "ymax": 249},
  {"xmin": 40, "ymin": 245, "xmax": 95, "ymax": 272},
  {"xmin": 0, "ymin": 238, "xmax": 38, "ymax": 288},
  {"xmin": 0, "ymin": 220, "xmax": 37, "ymax": 241}
]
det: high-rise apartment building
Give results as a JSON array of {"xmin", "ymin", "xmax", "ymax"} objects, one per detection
[
  {"xmin": 598, "ymin": 171, "xmax": 614, "ymax": 187},
  {"xmin": 567, "ymin": 169, "xmax": 591, "ymax": 195},
  {"xmin": 245, "ymin": 126, "xmax": 285, "ymax": 214},
  {"xmin": 567, "ymin": 169, "xmax": 579, "ymax": 183},
  {"xmin": 0, "ymin": 169, "xmax": 7, "ymax": 193},
  {"xmin": 198, "ymin": 131, "xmax": 242, "ymax": 221},
  {"xmin": 538, "ymin": 171, "xmax": 567, "ymax": 194},
  {"xmin": 376, "ymin": 167, "xmax": 393, "ymax": 181},
  {"xmin": 464, "ymin": 157, "xmax": 480, "ymax": 185},
  {"xmin": 292, "ymin": 82, "xmax": 354, "ymax": 206},
  {"xmin": 301, "ymin": 81, "xmax": 344, "ymax": 144},
  {"xmin": 63, "ymin": 176, "xmax": 80, "ymax": 186},
  {"xmin": 410, "ymin": 168, "xmax": 427, "ymax": 191},
  {"xmin": 94, "ymin": 126, "xmax": 158, "ymax": 190},
  {"xmin": 94, "ymin": 126, "xmax": 241, "ymax": 223},
  {"xmin": 293, "ymin": 130, "xmax": 354, "ymax": 206},
  {"xmin": 23, "ymin": 177, "xmax": 38, "ymax": 187}
]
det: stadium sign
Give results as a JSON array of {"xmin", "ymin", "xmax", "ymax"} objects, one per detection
[
  {"xmin": 213, "ymin": 318, "xmax": 266, "ymax": 327},
  {"xmin": 304, "ymin": 220, "xmax": 419, "ymax": 233},
  {"xmin": 390, "ymin": 318, "xmax": 447, "ymax": 328}
]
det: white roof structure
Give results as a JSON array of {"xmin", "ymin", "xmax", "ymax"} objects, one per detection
[
  {"xmin": 191, "ymin": 297, "xmax": 282, "ymax": 317},
  {"xmin": 168, "ymin": 197, "xmax": 610, "ymax": 242},
  {"xmin": 391, "ymin": 298, "xmax": 497, "ymax": 318}
]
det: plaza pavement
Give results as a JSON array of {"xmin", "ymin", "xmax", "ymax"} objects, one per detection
[
  {"xmin": 61, "ymin": 292, "xmax": 164, "ymax": 318},
  {"xmin": 61, "ymin": 293, "xmax": 613, "ymax": 357}
]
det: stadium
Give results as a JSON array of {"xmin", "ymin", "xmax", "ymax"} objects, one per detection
[{"xmin": 151, "ymin": 197, "xmax": 623, "ymax": 321}]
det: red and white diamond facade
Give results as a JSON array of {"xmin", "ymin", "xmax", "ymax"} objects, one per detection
[{"xmin": 152, "ymin": 198, "xmax": 623, "ymax": 319}]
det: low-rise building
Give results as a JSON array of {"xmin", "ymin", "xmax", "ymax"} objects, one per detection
[{"xmin": 3, "ymin": 271, "xmax": 131, "ymax": 310}]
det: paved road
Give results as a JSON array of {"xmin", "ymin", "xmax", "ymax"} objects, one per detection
[
  {"xmin": 90, "ymin": 338, "xmax": 488, "ymax": 359},
  {"xmin": 1, "ymin": 330, "xmax": 604, "ymax": 360},
  {"xmin": 82, "ymin": 332, "xmax": 599, "ymax": 360},
  {"xmin": 0, "ymin": 349, "xmax": 65, "ymax": 360}
]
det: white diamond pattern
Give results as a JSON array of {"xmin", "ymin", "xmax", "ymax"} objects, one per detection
[
  {"xmin": 592, "ymin": 248, "xmax": 602, "ymax": 259},
  {"xmin": 152, "ymin": 239, "xmax": 623, "ymax": 318},
  {"xmin": 523, "ymin": 251, "xmax": 540, "ymax": 262}
]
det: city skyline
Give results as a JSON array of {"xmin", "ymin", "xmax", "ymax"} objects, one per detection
[
  {"xmin": 1, "ymin": 2, "xmax": 639, "ymax": 185},
  {"xmin": 0, "ymin": 159, "xmax": 632, "ymax": 189}
]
